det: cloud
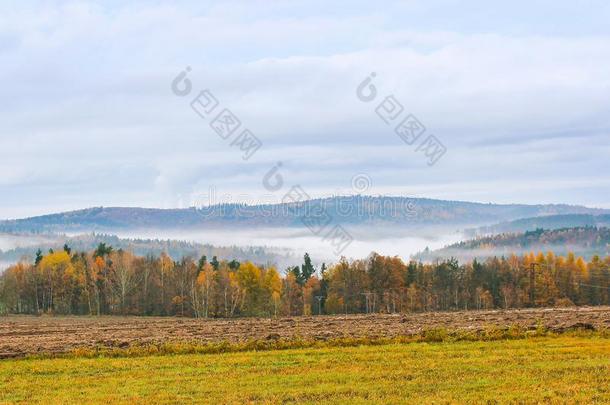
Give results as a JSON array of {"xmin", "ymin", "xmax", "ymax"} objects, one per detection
[{"xmin": 0, "ymin": 1, "xmax": 609, "ymax": 218}]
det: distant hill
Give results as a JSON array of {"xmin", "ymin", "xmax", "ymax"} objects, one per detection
[
  {"xmin": 1, "ymin": 196, "xmax": 608, "ymax": 233},
  {"xmin": 414, "ymin": 227, "xmax": 610, "ymax": 262},
  {"xmin": 468, "ymin": 214, "xmax": 610, "ymax": 236},
  {"xmin": 0, "ymin": 233, "xmax": 295, "ymax": 269}
]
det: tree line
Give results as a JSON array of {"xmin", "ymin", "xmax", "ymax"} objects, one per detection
[{"xmin": 0, "ymin": 244, "xmax": 608, "ymax": 316}]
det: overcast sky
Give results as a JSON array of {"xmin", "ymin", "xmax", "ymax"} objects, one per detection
[{"xmin": 1, "ymin": 0, "xmax": 610, "ymax": 219}]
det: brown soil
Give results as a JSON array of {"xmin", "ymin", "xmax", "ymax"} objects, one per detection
[{"xmin": 1, "ymin": 307, "xmax": 609, "ymax": 358}]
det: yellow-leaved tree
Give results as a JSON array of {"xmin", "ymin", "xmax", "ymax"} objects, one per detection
[
  {"xmin": 263, "ymin": 266, "xmax": 282, "ymax": 316},
  {"xmin": 39, "ymin": 251, "xmax": 74, "ymax": 314}
]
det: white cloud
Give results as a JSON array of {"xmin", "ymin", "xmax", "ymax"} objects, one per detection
[{"xmin": 0, "ymin": 0, "xmax": 609, "ymax": 218}]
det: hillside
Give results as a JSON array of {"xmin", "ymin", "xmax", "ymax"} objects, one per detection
[
  {"xmin": 414, "ymin": 226, "xmax": 610, "ymax": 262},
  {"xmin": 0, "ymin": 233, "xmax": 294, "ymax": 269},
  {"xmin": 1, "ymin": 196, "xmax": 608, "ymax": 233},
  {"xmin": 468, "ymin": 214, "xmax": 610, "ymax": 236}
]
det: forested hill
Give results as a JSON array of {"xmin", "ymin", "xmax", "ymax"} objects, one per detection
[
  {"xmin": 1, "ymin": 196, "xmax": 608, "ymax": 233},
  {"xmin": 0, "ymin": 233, "xmax": 294, "ymax": 270},
  {"xmin": 469, "ymin": 214, "xmax": 610, "ymax": 236},
  {"xmin": 415, "ymin": 227, "xmax": 610, "ymax": 262}
]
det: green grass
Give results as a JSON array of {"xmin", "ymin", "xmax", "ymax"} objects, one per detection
[{"xmin": 1, "ymin": 336, "xmax": 609, "ymax": 404}]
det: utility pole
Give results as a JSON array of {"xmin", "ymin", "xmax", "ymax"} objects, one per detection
[
  {"xmin": 383, "ymin": 291, "xmax": 391, "ymax": 313},
  {"xmin": 361, "ymin": 292, "xmax": 374, "ymax": 314},
  {"xmin": 529, "ymin": 263, "xmax": 536, "ymax": 306},
  {"xmin": 344, "ymin": 279, "xmax": 348, "ymax": 318},
  {"xmin": 314, "ymin": 295, "xmax": 324, "ymax": 315},
  {"xmin": 530, "ymin": 262, "xmax": 543, "ymax": 307}
]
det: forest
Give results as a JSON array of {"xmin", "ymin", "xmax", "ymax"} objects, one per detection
[
  {"xmin": 415, "ymin": 226, "xmax": 610, "ymax": 262},
  {"xmin": 0, "ymin": 243, "xmax": 609, "ymax": 317}
]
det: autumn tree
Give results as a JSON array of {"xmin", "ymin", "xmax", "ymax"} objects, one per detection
[
  {"xmin": 193, "ymin": 263, "xmax": 216, "ymax": 318},
  {"xmin": 1, "ymin": 248, "xmax": 609, "ymax": 317},
  {"xmin": 110, "ymin": 250, "xmax": 139, "ymax": 314},
  {"xmin": 38, "ymin": 251, "xmax": 74, "ymax": 314}
]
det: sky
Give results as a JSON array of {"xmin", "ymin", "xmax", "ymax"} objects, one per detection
[{"xmin": 1, "ymin": 0, "xmax": 610, "ymax": 219}]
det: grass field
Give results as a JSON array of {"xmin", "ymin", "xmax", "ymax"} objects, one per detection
[{"xmin": 1, "ymin": 335, "xmax": 609, "ymax": 404}]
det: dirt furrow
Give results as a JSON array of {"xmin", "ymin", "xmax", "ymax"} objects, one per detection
[{"xmin": 1, "ymin": 307, "xmax": 608, "ymax": 358}]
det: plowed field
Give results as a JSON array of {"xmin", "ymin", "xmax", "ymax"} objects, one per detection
[{"xmin": 1, "ymin": 306, "xmax": 609, "ymax": 358}]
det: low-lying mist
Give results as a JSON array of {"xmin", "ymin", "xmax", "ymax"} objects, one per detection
[
  {"xmin": 112, "ymin": 225, "xmax": 465, "ymax": 265},
  {"xmin": 1, "ymin": 225, "xmax": 466, "ymax": 271}
]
